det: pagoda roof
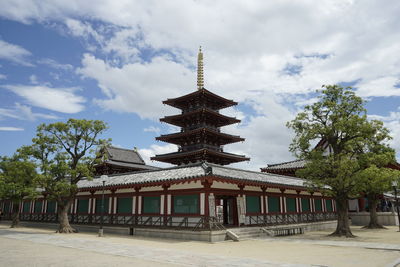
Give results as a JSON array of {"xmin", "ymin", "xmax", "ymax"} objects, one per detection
[
  {"xmin": 160, "ymin": 108, "xmax": 240, "ymax": 127},
  {"xmin": 151, "ymin": 148, "xmax": 249, "ymax": 165},
  {"xmin": 156, "ymin": 127, "xmax": 245, "ymax": 145},
  {"xmin": 163, "ymin": 88, "xmax": 237, "ymax": 110},
  {"xmin": 78, "ymin": 162, "xmax": 308, "ymax": 191}
]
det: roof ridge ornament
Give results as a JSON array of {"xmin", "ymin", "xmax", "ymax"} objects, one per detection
[{"xmin": 197, "ymin": 46, "xmax": 204, "ymax": 90}]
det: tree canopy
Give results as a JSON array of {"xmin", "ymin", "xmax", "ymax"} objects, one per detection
[
  {"xmin": 287, "ymin": 85, "xmax": 398, "ymax": 236},
  {"xmin": 0, "ymin": 153, "xmax": 39, "ymax": 227},
  {"xmin": 22, "ymin": 118, "xmax": 110, "ymax": 233}
]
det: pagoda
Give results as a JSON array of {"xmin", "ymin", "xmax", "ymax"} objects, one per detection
[{"xmin": 151, "ymin": 48, "xmax": 249, "ymax": 165}]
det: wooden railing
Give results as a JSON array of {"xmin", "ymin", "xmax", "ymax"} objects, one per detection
[
  {"xmin": 7, "ymin": 212, "xmax": 336, "ymax": 230},
  {"xmin": 248, "ymin": 212, "xmax": 337, "ymax": 226}
]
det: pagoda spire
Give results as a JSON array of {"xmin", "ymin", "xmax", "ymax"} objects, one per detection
[{"xmin": 197, "ymin": 46, "xmax": 204, "ymax": 90}]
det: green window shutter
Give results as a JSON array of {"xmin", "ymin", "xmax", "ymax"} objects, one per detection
[
  {"xmin": 246, "ymin": 195, "xmax": 261, "ymax": 213},
  {"xmin": 47, "ymin": 201, "xmax": 56, "ymax": 213},
  {"xmin": 268, "ymin": 196, "xmax": 280, "ymax": 213},
  {"xmin": 77, "ymin": 199, "xmax": 89, "ymax": 213},
  {"xmin": 315, "ymin": 199, "xmax": 322, "ymax": 211},
  {"xmin": 301, "ymin": 198, "xmax": 310, "ymax": 212},
  {"xmin": 143, "ymin": 196, "xmax": 160, "ymax": 214},
  {"xmin": 117, "ymin": 197, "xmax": 132, "ymax": 213},
  {"xmin": 173, "ymin": 195, "xmax": 199, "ymax": 214},
  {"xmin": 34, "ymin": 200, "xmax": 43, "ymax": 213},
  {"xmin": 286, "ymin": 197, "xmax": 296, "ymax": 212},
  {"xmin": 96, "ymin": 197, "xmax": 109, "ymax": 214},
  {"xmin": 23, "ymin": 201, "xmax": 31, "ymax": 213},
  {"xmin": 326, "ymin": 199, "xmax": 333, "ymax": 212}
]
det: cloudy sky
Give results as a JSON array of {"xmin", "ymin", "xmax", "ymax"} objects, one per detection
[{"xmin": 0, "ymin": 0, "xmax": 399, "ymax": 170}]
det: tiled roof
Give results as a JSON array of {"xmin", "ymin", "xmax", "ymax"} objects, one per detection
[
  {"xmin": 106, "ymin": 146, "xmax": 145, "ymax": 164},
  {"xmin": 78, "ymin": 162, "xmax": 308, "ymax": 189},
  {"xmin": 262, "ymin": 159, "xmax": 307, "ymax": 171},
  {"xmin": 104, "ymin": 160, "xmax": 160, "ymax": 171}
]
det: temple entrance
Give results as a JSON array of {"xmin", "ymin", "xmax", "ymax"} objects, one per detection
[{"xmin": 215, "ymin": 196, "xmax": 238, "ymax": 226}]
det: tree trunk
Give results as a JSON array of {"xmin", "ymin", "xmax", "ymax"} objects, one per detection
[
  {"xmin": 10, "ymin": 202, "xmax": 20, "ymax": 228},
  {"xmin": 57, "ymin": 199, "xmax": 77, "ymax": 233},
  {"xmin": 330, "ymin": 197, "xmax": 355, "ymax": 237},
  {"xmin": 365, "ymin": 197, "xmax": 384, "ymax": 229}
]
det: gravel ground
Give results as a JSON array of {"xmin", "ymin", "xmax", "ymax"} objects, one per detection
[{"xmin": 0, "ymin": 224, "xmax": 399, "ymax": 267}]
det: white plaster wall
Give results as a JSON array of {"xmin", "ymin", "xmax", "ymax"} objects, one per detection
[
  {"xmin": 211, "ymin": 181, "xmax": 239, "ymax": 190},
  {"xmin": 349, "ymin": 212, "xmax": 399, "ymax": 226},
  {"xmin": 140, "ymin": 186, "xmax": 163, "ymax": 192},
  {"xmin": 170, "ymin": 181, "xmax": 202, "ymax": 190},
  {"xmin": 94, "ymin": 190, "xmax": 113, "ymax": 195},
  {"xmin": 284, "ymin": 189, "xmax": 298, "ymax": 195},
  {"xmin": 76, "ymin": 192, "xmax": 92, "ymax": 196},
  {"xmin": 200, "ymin": 193, "xmax": 205, "ymax": 215},
  {"xmin": 115, "ymin": 188, "xmax": 135, "ymax": 193},
  {"xmin": 245, "ymin": 186, "xmax": 262, "ymax": 192},
  {"xmin": 167, "ymin": 195, "xmax": 171, "ymax": 215},
  {"xmin": 266, "ymin": 188, "xmax": 281, "ymax": 193},
  {"xmin": 132, "ymin": 196, "xmax": 136, "ymax": 214},
  {"xmin": 160, "ymin": 195, "xmax": 164, "ymax": 215}
]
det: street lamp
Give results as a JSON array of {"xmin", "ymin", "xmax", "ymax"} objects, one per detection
[
  {"xmin": 392, "ymin": 180, "xmax": 400, "ymax": 232},
  {"xmin": 98, "ymin": 175, "xmax": 107, "ymax": 237}
]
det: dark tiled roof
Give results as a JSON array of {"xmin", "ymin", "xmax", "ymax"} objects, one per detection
[
  {"xmin": 261, "ymin": 159, "xmax": 307, "ymax": 171},
  {"xmin": 106, "ymin": 146, "xmax": 145, "ymax": 165},
  {"xmin": 78, "ymin": 162, "xmax": 307, "ymax": 189},
  {"xmin": 104, "ymin": 160, "xmax": 160, "ymax": 171}
]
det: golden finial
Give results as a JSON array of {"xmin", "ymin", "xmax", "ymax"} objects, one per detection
[{"xmin": 197, "ymin": 46, "xmax": 204, "ymax": 90}]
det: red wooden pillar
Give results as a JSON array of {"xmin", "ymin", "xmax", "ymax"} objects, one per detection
[
  {"xmin": 358, "ymin": 198, "xmax": 365, "ymax": 212},
  {"xmin": 202, "ymin": 179, "xmax": 212, "ymax": 217},
  {"xmin": 163, "ymin": 184, "xmax": 170, "ymax": 226}
]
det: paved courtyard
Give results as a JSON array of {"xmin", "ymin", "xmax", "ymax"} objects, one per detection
[{"xmin": 0, "ymin": 223, "xmax": 399, "ymax": 267}]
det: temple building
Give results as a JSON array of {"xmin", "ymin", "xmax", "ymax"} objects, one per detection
[
  {"xmin": 261, "ymin": 139, "xmax": 400, "ymax": 223},
  {"xmin": 0, "ymin": 48, "xmax": 339, "ymax": 241},
  {"xmin": 94, "ymin": 146, "xmax": 159, "ymax": 175}
]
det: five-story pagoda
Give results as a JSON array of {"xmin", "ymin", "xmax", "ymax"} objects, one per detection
[{"xmin": 152, "ymin": 48, "xmax": 249, "ymax": 165}]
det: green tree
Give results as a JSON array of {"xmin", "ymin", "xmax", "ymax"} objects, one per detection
[
  {"xmin": 0, "ymin": 154, "xmax": 39, "ymax": 227},
  {"xmin": 287, "ymin": 85, "xmax": 396, "ymax": 237},
  {"xmin": 22, "ymin": 119, "xmax": 109, "ymax": 233}
]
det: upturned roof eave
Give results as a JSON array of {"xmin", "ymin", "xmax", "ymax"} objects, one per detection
[{"xmin": 163, "ymin": 88, "xmax": 237, "ymax": 109}]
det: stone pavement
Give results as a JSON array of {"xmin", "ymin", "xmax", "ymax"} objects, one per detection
[
  {"xmin": 0, "ymin": 228, "xmax": 312, "ymax": 267},
  {"xmin": 256, "ymin": 236, "xmax": 400, "ymax": 251}
]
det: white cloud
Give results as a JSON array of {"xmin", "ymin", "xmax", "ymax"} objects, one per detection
[
  {"xmin": 369, "ymin": 110, "xmax": 400, "ymax": 160},
  {"xmin": 0, "ymin": 103, "xmax": 59, "ymax": 121},
  {"xmin": 0, "ymin": 39, "xmax": 33, "ymax": 66},
  {"xmin": 139, "ymin": 144, "xmax": 177, "ymax": 168},
  {"xmin": 0, "ymin": 126, "xmax": 24, "ymax": 131},
  {"xmin": 1, "ymin": 0, "xmax": 400, "ymax": 167},
  {"xmin": 0, "ymin": 74, "xmax": 6, "ymax": 80},
  {"xmin": 29, "ymin": 74, "xmax": 38, "ymax": 84},
  {"xmin": 77, "ymin": 53, "xmax": 194, "ymax": 119},
  {"xmin": 3, "ymin": 84, "xmax": 86, "ymax": 113},
  {"xmin": 37, "ymin": 58, "xmax": 73, "ymax": 70},
  {"xmin": 143, "ymin": 126, "xmax": 160, "ymax": 134}
]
